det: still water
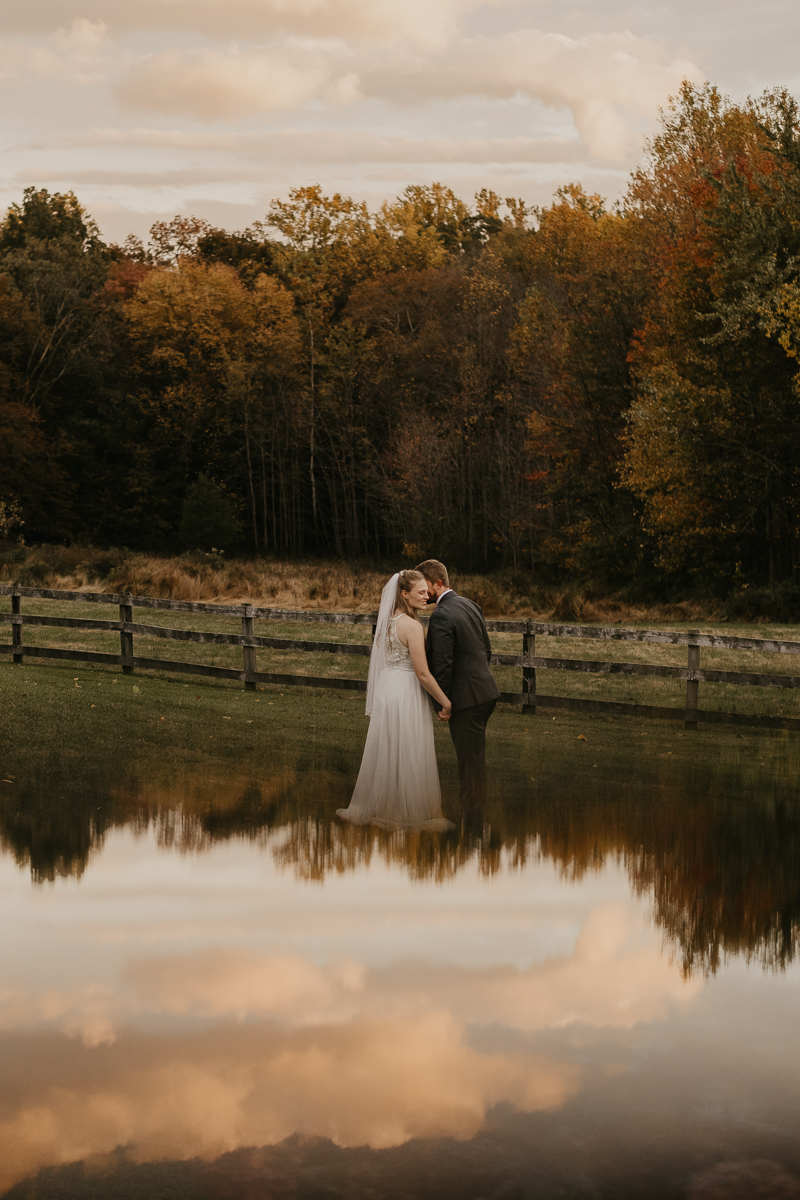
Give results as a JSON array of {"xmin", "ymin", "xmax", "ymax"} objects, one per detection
[{"xmin": 1, "ymin": 720, "xmax": 799, "ymax": 1199}]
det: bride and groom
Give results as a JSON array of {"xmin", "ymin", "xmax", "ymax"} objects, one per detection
[{"xmin": 336, "ymin": 559, "xmax": 500, "ymax": 831}]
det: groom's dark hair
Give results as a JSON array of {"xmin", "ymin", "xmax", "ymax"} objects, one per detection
[{"xmin": 415, "ymin": 559, "xmax": 449, "ymax": 588}]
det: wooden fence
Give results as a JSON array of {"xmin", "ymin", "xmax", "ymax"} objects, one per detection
[{"xmin": 2, "ymin": 584, "xmax": 800, "ymax": 731}]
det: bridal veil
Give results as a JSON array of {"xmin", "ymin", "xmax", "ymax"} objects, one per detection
[{"xmin": 365, "ymin": 571, "xmax": 399, "ymax": 715}]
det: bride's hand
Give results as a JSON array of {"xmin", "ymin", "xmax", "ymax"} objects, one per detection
[{"xmin": 437, "ymin": 703, "xmax": 452, "ymax": 722}]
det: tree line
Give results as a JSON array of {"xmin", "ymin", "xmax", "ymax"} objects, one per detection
[{"xmin": 3, "ymin": 82, "xmax": 800, "ymax": 596}]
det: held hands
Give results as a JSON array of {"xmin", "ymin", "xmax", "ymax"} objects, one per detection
[{"xmin": 437, "ymin": 703, "xmax": 452, "ymax": 722}]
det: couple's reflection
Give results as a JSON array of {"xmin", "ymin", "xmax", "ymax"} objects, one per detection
[
  {"xmin": 449, "ymin": 697, "xmax": 495, "ymax": 819},
  {"xmin": 453, "ymin": 762, "xmax": 490, "ymax": 844}
]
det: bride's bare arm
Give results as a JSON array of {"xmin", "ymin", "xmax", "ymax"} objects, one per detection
[{"xmin": 397, "ymin": 616, "xmax": 452, "ymax": 716}]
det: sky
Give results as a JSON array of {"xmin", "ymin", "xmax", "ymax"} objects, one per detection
[{"xmin": 0, "ymin": 0, "xmax": 799, "ymax": 243}]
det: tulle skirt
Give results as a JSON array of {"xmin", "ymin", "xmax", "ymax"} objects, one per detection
[{"xmin": 336, "ymin": 667, "xmax": 453, "ymax": 831}]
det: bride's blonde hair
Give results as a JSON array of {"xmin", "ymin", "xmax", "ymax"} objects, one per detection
[{"xmin": 394, "ymin": 569, "xmax": 425, "ymax": 619}]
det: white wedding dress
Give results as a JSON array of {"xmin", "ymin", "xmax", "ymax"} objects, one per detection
[{"xmin": 336, "ymin": 614, "xmax": 453, "ymax": 831}]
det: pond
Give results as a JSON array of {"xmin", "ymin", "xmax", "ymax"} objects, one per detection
[{"xmin": 1, "ymin": 692, "xmax": 799, "ymax": 1200}]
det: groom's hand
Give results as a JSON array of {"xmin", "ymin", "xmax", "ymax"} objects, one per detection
[{"xmin": 437, "ymin": 704, "xmax": 452, "ymax": 722}]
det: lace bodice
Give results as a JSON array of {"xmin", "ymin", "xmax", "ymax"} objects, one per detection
[{"xmin": 386, "ymin": 616, "xmax": 415, "ymax": 670}]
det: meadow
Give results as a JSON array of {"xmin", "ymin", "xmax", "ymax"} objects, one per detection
[
  {"xmin": 3, "ymin": 543, "xmax": 800, "ymax": 726},
  {"xmin": 0, "ymin": 542, "xmax": 762, "ymax": 622}
]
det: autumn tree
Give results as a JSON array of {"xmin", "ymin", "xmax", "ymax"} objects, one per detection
[
  {"xmin": 622, "ymin": 84, "xmax": 800, "ymax": 587},
  {"xmin": 347, "ymin": 246, "xmax": 534, "ymax": 568},
  {"xmin": 0, "ymin": 188, "xmax": 121, "ymax": 539},
  {"xmin": 508, "ymin": 185, "xmax": 650, "ymax": 579},
  {"xmin": 125, "ymin": 261, "xmax": 301, "ymax": 549},
  {"xmin": 6, "ymin": 144, "xmax": 800, "ymax": 594}
]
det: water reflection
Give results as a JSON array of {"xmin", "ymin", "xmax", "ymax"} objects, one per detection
[
  {"xmin": 0, "ymin": 830, "xmax": 798, "ymax": 1198},
  {"xmin": 2, "ymin": 738, "xmax": 799, "ymax": 978},
  {"xmin": 1, "ymin": 726, "xmax": 800, "ymax": 1198}
]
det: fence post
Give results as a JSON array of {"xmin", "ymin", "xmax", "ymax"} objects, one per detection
[
  {"xmin": 522, "ymin": 620, "xmax": 536, "ymax": 713},
  {"xmin": 242, "ymin": 605, "xmax": 257, "ymax": 691},
  {"xmin": 11, "ymin": 583, "xmax": 22, "ymax": 664},
  {"xmin": 685, "ymin": 632, "xmax": 700, "ymax": 730},
  {"xmin": 118, "ymin": 597, "xmax": 134, "ymax": 676},
  {"xmin": 119, "ymin": 596, "xmax": 134, "ymax": 675}
]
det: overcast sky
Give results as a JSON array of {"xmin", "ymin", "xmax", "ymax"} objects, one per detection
[{"xmin": 1, "ymin": 0, "xmax": 798, "ymax": 243}]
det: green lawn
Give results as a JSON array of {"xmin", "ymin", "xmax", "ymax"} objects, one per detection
[{"xmin": 1, "ymin": 647, "xmax": 796, "ymax": 786}]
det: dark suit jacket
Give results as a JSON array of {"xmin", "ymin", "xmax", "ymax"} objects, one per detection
[{"xmin": 426, "ymin": 591, "xmax": 501, "ymax": 712}]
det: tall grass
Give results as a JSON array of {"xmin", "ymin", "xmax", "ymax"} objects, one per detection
[{"xmin": 0, "ymin": 542, "xmax": 791, "ymax": 623}]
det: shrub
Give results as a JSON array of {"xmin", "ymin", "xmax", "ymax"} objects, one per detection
[
  {"xmin": 178, "ymin": 475, "xmax": 243, "ymax": 554},
  {"xmin": 0, "ymin": 497, "xmax": 24, "ymax": 542},
  {"xmin": 720, "ymin": 583, "xmax": 800, "ymax": 624}
]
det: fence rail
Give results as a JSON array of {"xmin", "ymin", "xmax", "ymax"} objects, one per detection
[{"xmin": 2, "ymin": 584, "xmax": 799, "ymax": 731}]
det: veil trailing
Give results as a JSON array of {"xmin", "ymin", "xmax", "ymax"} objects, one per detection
[{"xmin": 365, "ymin": 572, "xmax": 399, "ymax": 715}]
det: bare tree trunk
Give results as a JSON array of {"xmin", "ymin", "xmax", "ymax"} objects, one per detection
[
  {"xmin": 309, "ymin": 321, "xmax": 318, "ymax": 540},
  {"xmin": 350, "ymin": 435, "xmax": 358, "ymax": 556},
  {"xmin": 787, "ymin": 497, "xmax": 797, "ymax": 583},
  {"xmin": 260, "ymin": 441, "xmax": 269, "ymax": 554},
  {"xmin": 243, "ymin": 401, "xmax": 259, "ymax": 551}
]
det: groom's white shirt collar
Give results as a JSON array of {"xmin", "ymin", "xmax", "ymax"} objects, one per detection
[{"xmin": 436, "ymin": 588, "xmax": 453, "ymax": 604}]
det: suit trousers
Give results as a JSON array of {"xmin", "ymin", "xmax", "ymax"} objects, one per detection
[{"xmin": 448, "ymin": 699, "xmax": 496, "ymax": 807}]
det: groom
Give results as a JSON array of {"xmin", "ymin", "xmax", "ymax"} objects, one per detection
[{"xmin": 416, "ymin": 559, "xmax": 500, "ymax": 807}]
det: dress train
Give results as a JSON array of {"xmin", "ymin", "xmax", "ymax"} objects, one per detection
[{"xmin": 336, "ymin": 617, "xmax": 453, "ymax": 831}]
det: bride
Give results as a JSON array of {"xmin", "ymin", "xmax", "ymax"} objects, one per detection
[{"xmin": 336, "ymin": 570, "xmax": 454, "ymax": 831}]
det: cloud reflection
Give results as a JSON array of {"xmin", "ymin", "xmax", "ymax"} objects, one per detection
[
  {"xmin": 120, "ymin": 903, "xmax": 698, "ymax": 1033},
  {"xmin": 0, "ymin": 896, "xmax": 700, "ymax": 1190},
  {"xmin": 126, "ymin": 950, "xmax": 366, "ymax": 1021},
  {"xmin": 0, "ymin": 1015, "xmax": 577, "ymax": 1189}
]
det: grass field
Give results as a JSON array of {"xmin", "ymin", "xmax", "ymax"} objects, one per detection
[
  {"xmin": 2, "ymin": 653, "xmax": 796, "ymax": 795},
  {"xmin": 2, "ymin": 591, "xmax": 799, "ymax": 722}
]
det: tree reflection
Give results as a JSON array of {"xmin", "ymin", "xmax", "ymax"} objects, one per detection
[{"xmin": 1, "ymin": 738, "xmax": 798, "ymax": 976}]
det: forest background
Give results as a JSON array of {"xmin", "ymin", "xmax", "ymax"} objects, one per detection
[{"xmin": 3, "ymin": 83, "xmax": 800, "ymax": 618}]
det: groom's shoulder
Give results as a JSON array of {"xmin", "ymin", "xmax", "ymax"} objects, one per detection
[
  {"xmin": 428, "ymin": 592, "xmax": 456, "ymax": 623},
  {"xmin": 435, "ymin": 592, "xmax": 481, "ymax": 620},
  {"xmin": 448, "ymin": 591, "xmax": 478, "ymax": 609},
  {"xmin": 453, "ymin": 595, "xmax": 491, "ymax": 633}
]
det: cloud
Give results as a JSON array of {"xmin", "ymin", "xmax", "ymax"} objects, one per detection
[
  {"xmin": 116, "ymin": 44, "xmax": 361, "ymax": 119},
  {"xmin": 364, "ymin": 29, "xmax": 705, "ymax": 160},
  {"xmin": 18, "ymin": 167, "xmax": 271, "ymax": 187},
  {"xmin": 52, "ymin": 17, "xmax": 108, "ymax": 55},
  {"xmin": 30, "ymin": 128, "xmax": 586, "ymax": 172},
  {"xmin": 4, "ymin": 0, "xmax": 489, "ymax": 49},
  {"xmin": 111, "ymin": 27, "xmax": 703, "ymax": 161},
  {"xmin": 0, "ymin": 18, "xmax": 110, "ymax": 84},
  {"xmin": 2, "ymin": 3, "xmax": 704, "ymax": 165}
]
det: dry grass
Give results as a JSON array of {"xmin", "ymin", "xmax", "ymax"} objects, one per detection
[
  {"xmin": 536, "ymin": 590, "xmax": 717, "ymax": 627},
  {"xmin": 0, "ymin": 546, "xmax": 386, "ymax": 610},
  {"xmin": 0, "ymin": 543, "xmax": 736, "ymax": 624}
]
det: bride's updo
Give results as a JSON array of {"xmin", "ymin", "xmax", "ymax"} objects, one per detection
[{"xmin": 395, "ymin": 569, "xmax": 425, "ymax": 619}]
